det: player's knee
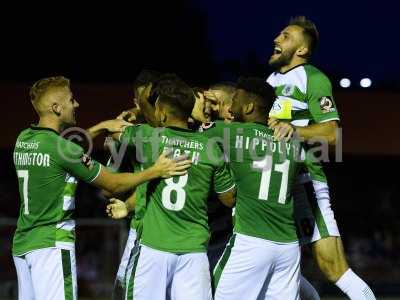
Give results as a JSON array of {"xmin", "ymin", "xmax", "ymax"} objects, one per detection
[{"xmin": 312, "ymin": 237, "xmax": 349, "ymax": 282}]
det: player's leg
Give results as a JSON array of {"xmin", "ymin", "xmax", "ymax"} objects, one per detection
[
  {"xmin": 125, "ymin": 244, "xmax": 172, "ymax": 300},
  {"xmin": 309, "ymin": 180, "xmax": 376, "ymax": 299},
  {"xmin": 13, "ymin": 255, "xmax": 35, "ymax": 300},
  {"xmin": 213, "ymin": 234, "xmax": 273, "ymax": 300},
  {"xmin": 262, "ymin": 242, "xmax": 301, "ymax": 300},
  {"xmin": 116, "ymin": 229, "xmax": 137, "ymax": 284},
  {"xmin": 312, "ymin": 236, "xmax": 348, "ymax": 282},
  {"xmin": 113, "ymin": 228, "xmax": 137, "ymax": 300},
  {"xmin": 28, "ymin": 247, "xmax": 77, "ymax": 300},
  {"xmin": 312, "ymin": 237, "xmax": 376, "ymax": 300},
  {"xmin": 170, "ymin": 252, "xmax": 212, "ymax": 300},
  {"xmin": 300, "ymin": 275, "xmax": 320, "ymax": 300}
]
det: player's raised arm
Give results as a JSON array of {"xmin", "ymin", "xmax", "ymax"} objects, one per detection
[
  {"xmin": 269, "ymin": 118, "xmax": 339, "ymax": 145},
  {"xmin": 93, "ymin": 152, "xmax": 191, "ymax": 195},
  {"xmin": 294, "ymin": 120, "xmax": 338, "ymax": 145},
  {"xmin": 87, "ymin": 119, "xmax": 133, "ymax": 140}
]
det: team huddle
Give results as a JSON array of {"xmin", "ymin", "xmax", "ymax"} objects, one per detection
[{"xmin": 12, "ymin": 16, "xmax": 376, "ymax": 300}]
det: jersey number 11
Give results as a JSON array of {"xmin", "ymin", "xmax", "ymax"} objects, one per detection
[{"xmin": 253, "ymin": 155, "xmax": 290, "ymax": 204}]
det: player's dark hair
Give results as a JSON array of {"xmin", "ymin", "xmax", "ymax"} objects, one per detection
[
  {"xmin": 236, "ymin": 77, "xmax": 275, "ymax": 113},
  {"xmin": 30, "ymin": 76, "xmax": 70, "ymax": 102},
  {"xmin": 156, "ymin": 78, "xmax": 195, "ymax": 119},
  {"xmin": 148, "ymin": 73, "xmax": 181, "ymax": 105},
  {"xmin": 289, "ymin": 16, "xmax": 319, "ymax": 57},
  {"xmin": 133, "ymin": 69, "xmax": 162, "ymax": 92}
]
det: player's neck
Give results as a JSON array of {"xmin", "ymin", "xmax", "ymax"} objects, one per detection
[
  {"xmin": 37, "ymin": 116, "xmax": 62, "ymax": 133},
  {"xmin": 244, "ymin": 113, "xmax": 267, "ymax": 125},
  {"xmin": 279, "ymin": 58, "xmax": 308, "ymax": 73},
  {"xmin": 164, "ymin": 118, "xmax": 189, "ymax": 130}
]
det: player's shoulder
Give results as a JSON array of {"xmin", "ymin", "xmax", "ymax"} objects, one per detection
[
  {"xmin": 15, "ymin": 127, "xmax": 32, "ymax": 144},
  {"xmin": 266, "ymin": 72, "xmax": 275, "ymax": 84},
  {"xmin": 16, "ymin": 127, "xmax": 32, "ymax": 137},
  {"xmin": 303, "ymin": 64, "xmax": 332, "ymax": 86},
  {"xmin": 55, "ymin": 135, "xmax": 85, "ymax": 157},
  {"xmin": 16, "ymin": 126, "xmax": 71, "ymax": 151}
]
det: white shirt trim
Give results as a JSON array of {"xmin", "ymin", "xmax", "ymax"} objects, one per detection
[{"xmin": 216, "ymin": 184, "xmax": 236, "ymax": 194}]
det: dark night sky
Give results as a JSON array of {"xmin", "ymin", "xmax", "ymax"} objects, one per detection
[
  {"xmin": 192, "ymin": 0, "xmax": 399, "ymax": 85},
  {"xmin": 0, "ymin": 1, "xmax": 398, "ymax": 87}
]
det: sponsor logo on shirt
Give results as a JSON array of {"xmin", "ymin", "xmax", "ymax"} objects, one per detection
[
  {"xmin": 319, "ymin": 96, "xmax": 336, "ymax": 113},
  {"xmin": 272, "ymin": 102, "xmax": 282, "ymax": 112},
  {"xmin": 282, "ymin": 84, "xmax": 295, "ymax": 96}
]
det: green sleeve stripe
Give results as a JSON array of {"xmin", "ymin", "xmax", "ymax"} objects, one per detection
[
  {"xmin": 61, "ymin": 249, "xmax": 74, "ymax": 300},
  {"xmin": 292, "ymin": 109, "xmax": 311, "ymax": 120},
  {"xmin": 212, "ymin": 234, "xmax": 236, "ymax": 293}
]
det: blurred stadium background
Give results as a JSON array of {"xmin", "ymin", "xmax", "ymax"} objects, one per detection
[{"xmin": 1, "ymin": 1, "xmax": 399, "ymax": 299}]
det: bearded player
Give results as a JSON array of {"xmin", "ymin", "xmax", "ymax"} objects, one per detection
[{"xmin": 267, "ymin": 16, "xmax": 376, "ymax": 300}]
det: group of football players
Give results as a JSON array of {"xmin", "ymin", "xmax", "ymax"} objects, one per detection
[{"xmin": 12, "ymin": 16, "xmax": 377, "ymax": 300}]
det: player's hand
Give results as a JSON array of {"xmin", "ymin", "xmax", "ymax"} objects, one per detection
[
  {"xmin": 116, "ymin": 110, "xmax": 137, "ymax": 123},
  {"xmin": 267, "ymin": 117, "xmax": 279, "ymax": 128},
  {"xmin": 137, "ymin": 83, "xmax": 152, "ymax": 106},
  {"xmin": 152, "ymin": 151, "xmax": 192, "ymax": 178},
  {"xmin": 102, "ymin": 119, "xmax": 132, "ymax": 133},
  {"xmin": 203, "ymin": 90, "xmax": 220, "ymax": 112},
  {"xmin": 106, "ymin": 198, "xmax": 129, "ymax": 219},
  {"xmin": 271, "ymin": 121, "xmax": 296, "ymax": 141},
  {"xmin": 192, "ymin": 91, "xmax": 209, "ymax": 123}
]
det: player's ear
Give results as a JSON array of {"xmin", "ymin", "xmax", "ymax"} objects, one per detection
[
  {"xmin": 51, "ymin": 103, "xmax": 62, "ymax": 116},
  {"xmin": 296, "ymin": 45, "xmax": 309, "ymax": 58},
  {"xmin": 243, "ymin": 102, "xmax": 254, "ymax": 115}
]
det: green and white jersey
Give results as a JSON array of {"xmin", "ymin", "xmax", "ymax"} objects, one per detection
[
  {"xmin": 13, "ymin": 125, "xmax": 101, "ymax": 256},
  {"xmin": 120, "ymin": 124, "xmax": 235, "ymax": 253},
  {"xmin": 267, "ymin": 64, "xmax": 340, "ymax": 182},
  {"xmin": 203, "ymin": 121, "xmax": 303, "ymax": 243},
  {"xmin": 268, "ymin": 64, "xmax": 339, "ymax": 126}
]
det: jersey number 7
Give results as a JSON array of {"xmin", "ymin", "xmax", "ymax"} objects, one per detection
[{"xmin": 17, "ymin": 170, "xmax": 29, "ymax": 215}]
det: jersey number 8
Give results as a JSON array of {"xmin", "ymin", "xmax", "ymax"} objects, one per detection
[{"xmin": 162, "ymin": 174, "xmax": 188, "ymax": 211}]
